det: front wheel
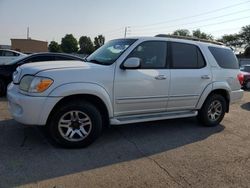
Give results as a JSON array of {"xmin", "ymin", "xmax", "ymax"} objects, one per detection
[
  {"xmin": 47, "ymin": 100, "xmax": 103, "ymax": 148},
  {"xmin": 198, "ymin": 94, "xmax": 226, "ymax": 127}
]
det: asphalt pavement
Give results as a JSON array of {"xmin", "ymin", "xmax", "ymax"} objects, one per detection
[{"xmin": 0, "ymin": 92, "xmax": 250, "ymax": 188}]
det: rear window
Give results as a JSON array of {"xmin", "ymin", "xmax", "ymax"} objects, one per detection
[{"xmin": 208, "ymin": 47, "xmax": 239, "ymax": 69}]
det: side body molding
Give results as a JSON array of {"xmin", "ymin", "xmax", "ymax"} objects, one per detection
[
  {"xmin": 196, "ymin": 82, "xmax": 231, "ymax": 109},
  {"xmin": 48, "ymin": 82, "xmax": 113, "ymax": 117}
]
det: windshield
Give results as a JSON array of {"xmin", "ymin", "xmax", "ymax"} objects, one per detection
[{"xmin": 86, "ymin": 39, "xmax": 137, "ymax": 65}]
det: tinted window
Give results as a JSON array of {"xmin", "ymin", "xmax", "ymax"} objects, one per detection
[
  {"xmin": 171, "ymin": 42, "xmax": 205, "ymax": 69},
  {"xmin": 13, "ymin": 52, "xmax": 20, "ymax": 56},
  {"xmin": 209, "ymin": 47, "xmax": 239, "ymax": 69},
  {"xmin": 3, "ymin": 51, "xmax": 15, "ymax": 56},
  {"xmin": 128, "ymin": 41, "xmax": 167, "ymax": 68},
  {"xmin": 24, "ymin": 55, "xmax": 55, "ymax": 63}
]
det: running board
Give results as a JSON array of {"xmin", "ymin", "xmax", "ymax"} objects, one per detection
[{"xmin": 110, "ymin": 110, "xmax": 198, "ymax": 125}]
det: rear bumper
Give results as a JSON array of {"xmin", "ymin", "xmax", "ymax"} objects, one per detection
[{"xmin": 230, "ymin": 89, "xmax": 244, "ymax": 104}]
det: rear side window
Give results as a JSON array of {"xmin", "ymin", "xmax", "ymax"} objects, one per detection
[
  {"xmin": 208, "ymin": 47, "xmax": 239, "ymax": 69},
  {"xmin": 171, "ymin": 42, "xmax": 205, "ymax": 69}
]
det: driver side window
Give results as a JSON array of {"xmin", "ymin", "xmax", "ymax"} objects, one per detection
[{"xmin": 128, "ymin": 41, "xmax": 167, "ymax": 69}]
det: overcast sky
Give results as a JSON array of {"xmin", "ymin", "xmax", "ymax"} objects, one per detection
[{"xmin": 0, "ymin": 0, "xmax": 250, "ymax": 45}]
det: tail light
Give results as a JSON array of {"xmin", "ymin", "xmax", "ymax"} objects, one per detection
[{"xmin": 237, "ymin": 73, "xmax": 244, "ymax": 85}]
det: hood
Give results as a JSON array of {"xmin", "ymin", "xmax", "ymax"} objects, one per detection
[
  {"xmin": 19, "ymin": 60, "xmax": 105, "ymax": 74},
  {"xmin": 14, "ymin": 60, "xmax": 103, "ymax": 84}
]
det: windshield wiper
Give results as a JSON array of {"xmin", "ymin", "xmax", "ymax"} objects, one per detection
[{"xmin": 87, "ymin": 59, "xmax": 105, "ymax": 65}]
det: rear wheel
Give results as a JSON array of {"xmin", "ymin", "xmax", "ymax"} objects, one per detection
[
  {"xmin": 0, "ymin": 79, "xmax": 6, "ymax": 97},
  {"xmin": 198, "ymin": 94, "xmax": 226, "ymax": 127},
  {"xmin": 47, "ymin": 100, "xmax": 102, "ymax": 148}
]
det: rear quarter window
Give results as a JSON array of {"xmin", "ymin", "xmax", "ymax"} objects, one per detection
[{"xmin": 208, "ymin": 47, "xmax": 239, "ymax": 69}]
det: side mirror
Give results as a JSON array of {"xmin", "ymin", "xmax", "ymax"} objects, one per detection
[{"xmin": 121, "ymin": 57, "xmax": 141, "ymax": 69}]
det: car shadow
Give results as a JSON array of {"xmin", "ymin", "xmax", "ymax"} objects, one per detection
[
  {"xmin": 0, "ymin": 118, "xmax": 224, "ymax": 187},
  {"xmin": 0, "ymin": 97, "xmax": 6, "ymax": 101},
  {"xmin": 241, "ymin": 102, "xmax": 250, "ymax": 111}
]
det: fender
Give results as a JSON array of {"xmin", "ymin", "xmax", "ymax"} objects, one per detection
[
  {"xmin": 196, "ymin": 81, "xmax": 231, "ymax": 109},
  {"xmin": 48, "ymin": 82, "xmax": 113, "ymax": 117}
]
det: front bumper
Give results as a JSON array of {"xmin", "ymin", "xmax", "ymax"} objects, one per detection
[
  {"xmin": 7, "ymin": 83, "xmax": 61, "ymax": 125},
  {"xmin": 230, "ymin": 89, "xmax": 244, "ymax": 104}
]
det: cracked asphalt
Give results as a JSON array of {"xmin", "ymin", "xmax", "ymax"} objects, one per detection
[{"xmin": 0, "ymin": 92, "xmax": 250, "ymax": 188}]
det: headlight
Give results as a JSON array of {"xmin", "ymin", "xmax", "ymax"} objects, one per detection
[{"xmin": 19, "ymin": 76, "xmax": 53, "ymax": 93}]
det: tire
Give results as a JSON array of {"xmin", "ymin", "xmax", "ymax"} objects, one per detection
[
  {"xmin": 245, "ymin": 80, "xmax": 250, "ymax": 90},
  {"xmin": 0, "ymin": 79, "xmax": 6, "ymax": 97},
  {"xmin": 47, "ymin": 100, "xmax": 103, "ymax": 148},
  {"xmin": 198, "ymin": 94, "xmax": 226, "ymax": 127}
]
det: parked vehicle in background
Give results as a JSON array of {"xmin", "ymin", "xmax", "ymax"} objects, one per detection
[
  {"xmin": 7, "ymin": 36, "xmax": 243, "ymax": 148},
  {"xmin": 239, "ymin": 65, "xmax": 250, "ymax": 89},
  {"xmin": 0, "ymin": 52, "xmax": 85, "ymax": 96},
  {"xmin": 238, "ymin": 58, "xmax": 250, "ymax": 67},
  {"xmin": 0, "ymin": 49, "xmax": 27, "ymax": 65}
]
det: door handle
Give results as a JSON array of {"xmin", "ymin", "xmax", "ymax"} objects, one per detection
[
  {"xmin": 155, "ymin": 75, "xmax": 167, "ymax": 80},
  {"xmin": 201, "ymin": 75, "xmax": 211, "ymax": 79}
]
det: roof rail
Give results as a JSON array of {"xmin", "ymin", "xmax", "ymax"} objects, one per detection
[{"xmin": 155, "ymin": 34, "xmax": 223, "ymax": 45}]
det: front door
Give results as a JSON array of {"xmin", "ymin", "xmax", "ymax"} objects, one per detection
[{"xmin": 114, "ymin": 41, "xmax": 170, "ymax": 116}]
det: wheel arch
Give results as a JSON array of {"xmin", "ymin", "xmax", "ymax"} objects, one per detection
[
  {"xmin": 196, "ymin": 82, "xmax": 230, "ymax": 112},
  {"xmin": 206, "ymin": 89, "xmax": 230, "ymax": 112},
  {"xmin": 47, "ymin": 94, "xmax": 110, "ymax": 126}
]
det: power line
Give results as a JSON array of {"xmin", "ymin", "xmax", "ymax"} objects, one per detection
[
  {"xmin": 131, "ymin": 0, "xmax": 250, "ymax": 29},
  {"xmin": 99, "ymin": 0, "xmax": 250, "ymax": 39},
  {"xmin": 209, "ymin": 27, "xmax": 242, "ymax": 34},
  {"xmin": 130, "ymin": 16, "xmax": 250, "ymax": 36},
  {"xmin": 101, "ymin": 27, "xmax": 124, "ymax": 35},
  {"xmin": 132, "ymin": 8, "xmax": 250, "ymax": 32}
]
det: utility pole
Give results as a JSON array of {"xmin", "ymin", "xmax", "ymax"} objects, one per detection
[
  {"xmin": 27, "ymin": 27, "xmax": 30, "ymax": 39},
  {"xmin": 124, "ymin": 26, "xmax": 131, "ymax": 38}
]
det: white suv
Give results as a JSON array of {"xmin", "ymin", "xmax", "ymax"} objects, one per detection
[{"xmin": 7, "ymin": 36, "xmax": 243, "ymax": 148}]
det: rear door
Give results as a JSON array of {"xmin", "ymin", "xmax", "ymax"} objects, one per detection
[{"xmin": 167, "ymin": 42, "xmax": 212, "ymax": 111}]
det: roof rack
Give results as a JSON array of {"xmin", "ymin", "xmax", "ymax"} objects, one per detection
[{"xmin": 155, "ymin": 34, "xmax": 223, "ymax": 45}]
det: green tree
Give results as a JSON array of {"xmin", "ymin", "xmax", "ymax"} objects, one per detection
[
  {"xmin": 61, "ymin": 34, "xmax": 78, "ymax": 53},
  {"xmin": 244, "ymin": 46, "xmax": 250, "ymax": 57},
  {"xmin": 240, "ymin": 25, "xmax": 250, "ymax": 44},
  {"xmin": 94, "ymin": 35, "xmax": 105, "ymax": 50},
  {"xmin": 78, "ymin": 36, "xmax": 94, "ymax": 54},
  {"xmin": 48, "ymin": 41, "xmax": 61, "ymax": 52},
  {"xmin": 172, "ymin": 29, "xmax": 190, "ymax": 37},
  {"xmin": 218, "ymin": 34, "xmax": 243, "ymax": 51},
  {"xmin": 192, "ymin": 29, "xmax": 213, "ymax": 40}
]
